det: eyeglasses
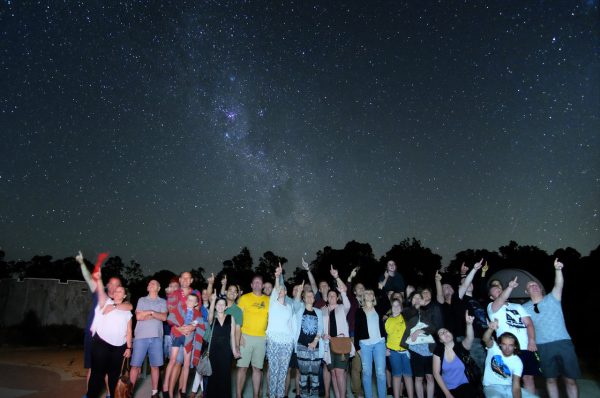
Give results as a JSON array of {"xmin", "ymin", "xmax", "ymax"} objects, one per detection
[{"xmin": 533, "ymin": 303, "xmax": 540, "ymax": 314}]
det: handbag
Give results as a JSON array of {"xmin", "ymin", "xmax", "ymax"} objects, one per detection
[
  {"xmin": 114, "ymin": 356, "xmax": 133, "ymax": 398},
  {"xmin": 197, "ymin": 353, "xmax": 212, "ymax": 376},
  {"xmin": 329, "ymin": 334, "xmax": 352, "ymax": 360},
  {"xmin": 196, "ymin": 321, "xmax": 214, "ymax": 376}
]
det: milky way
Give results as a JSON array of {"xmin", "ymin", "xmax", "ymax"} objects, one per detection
[{"xmin": 1, "ymin": 1, "xmax": 598, "ymax": 273}]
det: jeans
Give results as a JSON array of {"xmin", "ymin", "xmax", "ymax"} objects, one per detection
[{"xmin": 359, "ymin": 339, "xmax": 386, "ymax": 398}]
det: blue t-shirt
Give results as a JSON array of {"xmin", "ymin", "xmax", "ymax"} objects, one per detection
[
  {"xmin": 184, "ymin": 308, "xmax": 194, "ymax": 325},
  {"xmin": 523, "ymin": 294, "xmax": 571, "ymax": 344}
]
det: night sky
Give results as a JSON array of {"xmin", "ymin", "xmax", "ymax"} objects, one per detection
[{"xmin": 1, "ymin": 1, "xmax": 598, "ymax": 274}]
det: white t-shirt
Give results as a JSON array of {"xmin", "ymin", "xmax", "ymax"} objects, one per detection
[
  {"xmin": 266, "ymin": 287, "xmax": 296, "ymax": 343},
  {"xmin": 91, "ymin": 298, "xmax": 132, "ymax": 347},
  {"xmin": 487, "ymin": 302, "xmax": 530, "ymax": 349},
  {"xmin": 483, "ymin": 341, "xmax": 523, "ymax": 387}
]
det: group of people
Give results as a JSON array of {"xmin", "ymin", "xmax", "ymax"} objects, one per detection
[{"xmin": 78, "ymin": 251, "xmax": 580, "ymax": 398}]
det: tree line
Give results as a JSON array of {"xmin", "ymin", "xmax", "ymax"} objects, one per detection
[{"xmin": 0, "ymin": 238, "xmax": 598, "ymax": 362}]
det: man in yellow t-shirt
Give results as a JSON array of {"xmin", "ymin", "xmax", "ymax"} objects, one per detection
[{"xmin": 236, "ymin": 274, "xmax": 270, "ymax": 398}]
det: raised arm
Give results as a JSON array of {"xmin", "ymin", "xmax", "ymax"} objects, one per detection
[
  {"xmin": 206, "ymin": 273, "xmax": 215, "ymax": 297},
  {"xmin": 220, "ymin": 274, "xmax": 227, "ymax": 296},
  {"xmin": 434, "ymin": 270, "xmax": 444, "ymax": 304},
  {"xmin": 94, "ymin": 271, "xmax": 108, "ymax": 309},
  {"xmin": 207, "ymin": 292, "xmax": 217, "ymax": 324},
  {"xmin": 551, "ymin": 258, "xmax": 564, "ymax": 300},
  {"xmin": 330, "ymin": 265, "xmax": 347, "ymax": 293},
  {"xmin": 462, "ymin": 311, "xmax": 475, "ymax": 350},
  {"xmin": 340, "ymin": 289, "xmax": 351, "ymax": 314},
  {"xmin": 482, "ymin": 318, "xmax": 498, "ymax": 348},
  {"xmin": 76, "ymin": 251, "xmax": 97, "ymax": 292},
  {"xmin": 491, "ymin": 276, "xmax": 518, "ymax": 313},
  {"xmin": 303, "ymin": 258, "xmax": 318, "ymax": 294},
  {"xmin": 378, "ymin": 270, "xmax": 389, "ymax": 290},
  {"xmin": 294, "ymin": 280, "xmax": 304, "ymax": 303},
  {"xmin": 347, "ymin": 266, "xmax": 359, "ymax": 284},
  {"xmin": 274, "ymin": 262, "xmax": 283, "ymax": 290},
  {"xmin": 459, "ymin": 258, "xmax": 483, "ymax": 299}
]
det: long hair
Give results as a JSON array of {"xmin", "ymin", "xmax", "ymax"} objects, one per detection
[
  {"xmin": 498, "ymin": 332, "xmax": 520, "ymax": 355},
  {"xmin": 362, "ymin": 289, "xmax": 377, "ymax": 307}
]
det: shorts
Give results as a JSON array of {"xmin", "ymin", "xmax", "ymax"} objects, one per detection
[
  {"xmin": 163, "ymin": 334, "xmax": 173, "ymax": 358},
  {"xmin": 237, "ymin": 334, "xmax": 266, "ymax": 369},
  {"xmin": 169, "ymin": 336, "xmax": 186, "ymax": 364},
  {"xmin": 172, "ymin": 335, "xmax": 185, "ymax": 347},
  {"xmin": 518, "ymin": 350, "xmax": 541, "ymax": 376},
  {"xmin": 327, "ymin": 353, "xmax": 349, "ymax": 370},
  {"xmin": 131, "ymin": 337, "xmax": 164, "ymax": 367},
  {"xmin": 537, "ymin": 339, "xmax": 581, "ymax": 379},
  {"xmin": 389, "ymin": 349, "xmax": 412, "ymax": 377},
  {"xmin": 409, "ymin": 351, "xmax": 432, "ymax": 377}
]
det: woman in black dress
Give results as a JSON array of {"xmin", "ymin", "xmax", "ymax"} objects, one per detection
[{"xmin": 206, "ymin": 295, "xmax": 240, "ymax": 397}]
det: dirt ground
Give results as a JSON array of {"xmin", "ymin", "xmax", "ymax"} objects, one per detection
[{"xmin": 0, "ymin": 346, "xmax": 87, "ymax": 398}]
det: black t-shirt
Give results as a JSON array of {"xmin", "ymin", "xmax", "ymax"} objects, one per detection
[
  {"xmin": 441, "ymin": 292, "xmax": 467, "ymax": 337},
  {"xmin": 329, "ymin": 309, "xmax": 338, "ymax": 337},
  {"xmin": 298, "ymin": 308, "xmax": 319, "ymax": 347}
]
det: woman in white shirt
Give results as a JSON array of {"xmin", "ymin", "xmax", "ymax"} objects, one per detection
[
  {"xmin": 86, "ymin": 271, "xmax": 132, "ymax": 398},
  {"xmin": 266, "ymin": 263, "xmax": 296, "ymax": 398}
]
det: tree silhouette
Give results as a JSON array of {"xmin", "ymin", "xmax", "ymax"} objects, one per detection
[
  {"xmin": 310, "ymin": 240, "xmax": 379, "ymax": 290},
  {"xmin": 25, "ymin": 255, "xmax": 54, "ymax": 279},
  {"xmin": 0, "ymin": 240, "xmax": 597, "ymax": 365},
  {"xmin": 381, "ymin": 238, "xmax": 442, "ymax": 289},
  {"xmin": 225, "ymin": 247, "xmax": 255, "ymax": 292},
  {"xmin": 255, "ymin": 251, "xmax": 288, "ymax": 283},
  {"xmin": 102, "ymin": 256, "xmax": 125, "ymax": 284},
  {"xmin": 190, "ymin": 266, "xmax": 207, "ymax": 290},
  {"xmin": 124, "ymin": 260, "xmax": 144, "ymax": 285}
]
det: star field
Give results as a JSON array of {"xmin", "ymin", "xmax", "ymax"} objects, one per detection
[{"xmin": 1, "ymin": 1, "xmax": 598, "ymax": 273}]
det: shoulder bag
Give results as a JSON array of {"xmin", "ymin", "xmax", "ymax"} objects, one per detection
[{"xmin": 114, "ymin": 356, "xmax": 133, "ymax": 398}]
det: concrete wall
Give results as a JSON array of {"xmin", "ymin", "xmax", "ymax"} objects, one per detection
[{"xmin": 0, "ymin": 278, "xmax": 93, "ymax": 329}]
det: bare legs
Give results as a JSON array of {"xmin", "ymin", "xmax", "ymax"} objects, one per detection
[
  {"xmin": 547, "ymin": 377, "xmax": 579, "ymax": 398},
  {"xmin": 425, "ymin": 374, "xmax": 434, "ymax": 398},
  {"xmin": 236, "ymin": 366, "xmax": 263, "ymax": 398},
  {"xmin": 414, "ymin": 375, "xmax": 434, "ymax": 398},
  {"xmin": 392, "ymin": 375, "xmax": 414, "ymax": 398},
  {"xmin": 331, "ymin": 368, "xmax": 347, "ymax": 398},
  {"xmin": 523, "ymin": 375, "xmax": 536, "ymax": 395},
  {"xmin": 403, "ymin": 374, "xmax": 415, "ymax": 398},
  {"xmin": 322, "ymin": 365, "xmax": 332, "ymax": 398}
]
